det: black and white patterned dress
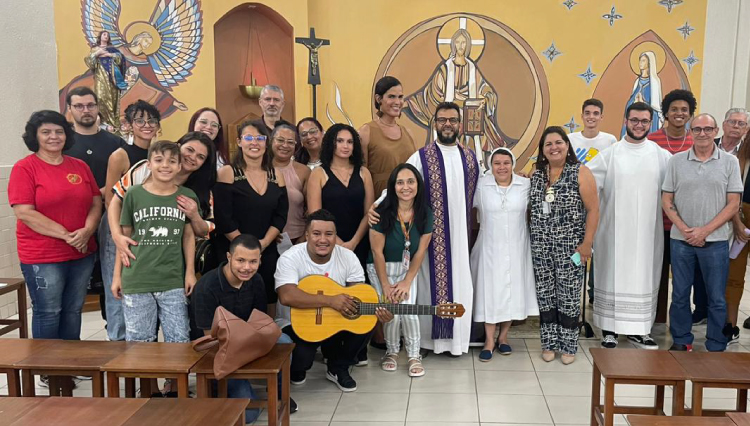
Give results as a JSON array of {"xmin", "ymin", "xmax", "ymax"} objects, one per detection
[{"xmin": 529, "ymin": 162, "xmax": 587, "ymax": 355}]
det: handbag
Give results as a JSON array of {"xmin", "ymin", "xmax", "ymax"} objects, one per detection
[{"xmin": 192, "ymin": 306, "xmax": 281, "ymax": 380}]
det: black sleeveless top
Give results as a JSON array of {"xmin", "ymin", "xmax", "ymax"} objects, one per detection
[
  {"xmin": 321, "ymin": 165, "xmax": 369, "ymax": 266},
  {"xmin": 122, "ymin": 144, "xmax": 148, "ymax": 168}
]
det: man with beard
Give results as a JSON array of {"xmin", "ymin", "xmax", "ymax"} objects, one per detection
[
  {"xmin": 251, "ymin": 85, "xmax": 291, "ymax": 134},
  {"xmin": 65, "ymin": 86, "xmax": 125, "ymax": 193},
  {"xmin": 370, "ymin": 102, "xmax": 480, "ymax": 357},
  {"xmin": 588, "ymin": 102, "xmax": 672, "ymax": 349},
  {"xmin": 663, "ymin": 113, "xmax": 742, "ymax": 352},
  {"xmin": 275, "ymin": 209, "xmax": 393, "ymax": 392},
  {"xmin": 192, "ymin": 234, "xmax": 297, "ymax": 420}
]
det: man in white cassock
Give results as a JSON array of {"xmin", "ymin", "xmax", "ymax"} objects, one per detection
[
  {"xmin": 587, "ymin": 102, "xmax": 671, "ymax": 350},
  {"xmin": 371, "ymin": 101, "xmax": 479, "ymax": 356}
]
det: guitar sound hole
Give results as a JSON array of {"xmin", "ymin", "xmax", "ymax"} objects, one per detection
[{"xmin": 342, "ymin": 297, "xmax": 361, "ymax": 320}]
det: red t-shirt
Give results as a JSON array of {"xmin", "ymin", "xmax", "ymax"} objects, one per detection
[
  {"xmin": 8, "ymin": 154, "xmax": 100, "ymax": 264},
  {"xmin": 648, "ymin": 128, "xmax": 694, "ymax": 230}
]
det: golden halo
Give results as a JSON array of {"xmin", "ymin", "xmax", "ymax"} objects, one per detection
[
  {"xmin": 437, "ymin": 16, "xmax": 485, "ymax": 61},
  {"xmin": 123, "ymin": 21, "xmax": 162, "ymax": 56},
  {"xmin": 629, "ymin": 41, "xmax": 666, "ymax": 75}
]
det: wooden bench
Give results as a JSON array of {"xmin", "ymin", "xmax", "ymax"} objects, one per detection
[
  {"xmin": 672, "ymin": 351, "xmax": 750, "ymax": 417},
  {"xmin": 590, "ymin": 348, "xmax": 687, "ymax": 426},
  {"xmin": 0, "ymin": 397, "xmax": 248, "ymax": 426},
  {"xmin": 0, "ymin": 278, "xmax": 28, "ymax": 338},
  {"xmin": 192, "ymin": 343, "xmax": 294, "ymax": 426},
  {"xmin": 727, "ymin": 412, "xmax": 750, "ymax": 425},
  {"xmin": 0, "ymin": 339, "xmax": 51, "ymax": 396},
  {"xmin": 103, "ymin": 342, "xmax": 206, "ymax": 398},
  {"xmin": 15, "ymin": 339, "xmax": 132, "ymax": 397},
  {"xmin": 627, "ymin": 414, "xmax": 733, "ymax": 425}
]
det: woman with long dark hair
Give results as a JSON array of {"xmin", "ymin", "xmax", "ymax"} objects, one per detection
[
  {"xmin": 296, "ymin": 117, "xmax": 324, "ymax": 169},
  {"xmin": 85, "ymin": 30, "xmax": 127, "ymax": 130},
  {"xmin": 368, "ymin": 163, "xmax": 432, "ymax": 377},
  {"xmin": 529, "ymin": 126, "xmax": 598, "ymax": 365},
  {"xmin": 359, "ymin": 76, "xmax": 417, "ymax": 195},
  {"xmin": 214, "ymin": 121, "xmax": 288, "ymax": 313},
  {"xmin": 307, "ymin": 123, "xmax": 374, "ymax": 268},
  {"xmin": 188, "ymin": 107, "xmax": 228, "ymax": 169}
]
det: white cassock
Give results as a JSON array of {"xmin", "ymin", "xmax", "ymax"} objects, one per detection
[
  {"xmin": 470, "ymin": 174, "xmax": 538, "ymax": 323},
  {"xmin": 406, "ymin": 143, "xmax": 475, "ymax": 355},
  {"xmin": 587, "ymin": 139, "xmax": 671, "ymax": 335}
]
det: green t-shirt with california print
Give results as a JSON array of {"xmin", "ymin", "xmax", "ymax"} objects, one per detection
[{"xmin": 120, "ymin": 184, "xmax": 197, "ymax": 294}]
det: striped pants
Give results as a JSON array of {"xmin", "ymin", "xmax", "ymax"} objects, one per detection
[{"xmin": 367, "ymin": 262, "xmax": 421, "ymax": 358}]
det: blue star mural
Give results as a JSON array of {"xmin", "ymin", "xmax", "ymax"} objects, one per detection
[
  {"xmin": 578, "ymin": 64, "xmax": 597, "ymax": 85},
  {"xmin": 602, "ymin": 6, "xmax": 623, "ymax": 27},
  {"xmin": 677, "ymin": 21, "xmax": 695, "ymax": 40},
  {"xmin": 542, "ymin": 42, "xmax": 562, "ymax": 63},
  {"xmin": 562, "ymin": 0, "xmax": 577, "ymax": 11},
  {"xmin": 563, "ymin": 116, "xmax": 580, "ymax": 133},
  {"xmin": 658, "ymin": 0, "xmax": 684, "ymax": 13},
  {"xmin": 682, "ymin": 50, "xmax": 700, "ymax": 72}
]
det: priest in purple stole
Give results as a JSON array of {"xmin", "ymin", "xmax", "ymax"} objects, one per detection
[{"xmin": 407, "ymin": 102, "xmax": 479, "ymax": 356}]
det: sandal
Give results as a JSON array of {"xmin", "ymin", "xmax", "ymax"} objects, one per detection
[
  {"xmin": 408, "ymin": 357, "xmax": 425, "ymax": 377},
  {"xmin": 381, "ymin": 353, "xmax": 398, "ymax": 372}
]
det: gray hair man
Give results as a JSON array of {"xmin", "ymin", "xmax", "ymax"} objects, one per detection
[
  {"xmin": 717, "ymin": 108, "xmax": 749, "ymax": 155},
  {"xmin": 252, "ymin": 85, "xmax": 290, "ymax": 135}
]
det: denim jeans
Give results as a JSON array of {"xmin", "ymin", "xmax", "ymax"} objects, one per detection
[
  {"xmin": 20, "ymin": 255, "xmax": 95, "ymax": 340},
  {"xmin": 99, "ymin": 216, "xmax": 125, "ymax": 341},
  {"xmin": 211, "ymin": 333, "xmax": 293, "ymax": 424},
  {"xmin": 669, "ymin": 239, "xmax": 729, "ymax": 352},
  {"xmin": 122, "ymin": 288, "xmax": 189, "ymax": 342}
]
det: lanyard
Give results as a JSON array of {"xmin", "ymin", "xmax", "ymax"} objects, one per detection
[{"xmin": 398, "ymin": 211, "xmax": 414, "ymax": 250}]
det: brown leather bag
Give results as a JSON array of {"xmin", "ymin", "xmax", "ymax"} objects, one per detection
[{"xmin": 192, "ymin": 307, "xmax": 281, "ymax": 380}]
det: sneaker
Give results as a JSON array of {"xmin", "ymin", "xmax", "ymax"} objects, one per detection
[
  {"xmin": 290, "ymin": 372, "xmax": 306, "ymax": 385},
  {"xmin": 601, "ymin": 334, "xmax": 618, "ymax": 349},
  {"xmin": 727, "ymin": 325, "xmax": 741, "ymax": 345},
  {"xmin": 326, "ymin": 370, "xmax": 357, "ymax": 392},
  {"xmin": 669, "ymin": 343, "xmax": 693, "ymax": 352},
  {"xmin": 498, "ymin": 344, "xmax": 512, "ymax": 355},
  {"xmin": 290, "ymin": 397, "xmax": 298, "ymax": 414},
  {"xmin": 627, "ymin": 335, "xmax": 659, "ymax": 350}
]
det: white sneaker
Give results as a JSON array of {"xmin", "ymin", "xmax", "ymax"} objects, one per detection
[
  {"xmin": 627, "ymin": 334, "xmax": 659, "ymax": 350},
  {"xmin": 601, "ymin": 335, "xmax": 618, "ymax": 349}
]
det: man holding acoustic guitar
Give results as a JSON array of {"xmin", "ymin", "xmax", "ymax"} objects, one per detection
[{"xmin": 274, "ymin": 209, "xmax": 394, "ymax": 392}]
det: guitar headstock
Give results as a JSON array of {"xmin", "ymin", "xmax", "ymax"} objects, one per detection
[{"xmin": 436, "ymin": 303, "xmax": 465, "ymax": 318}]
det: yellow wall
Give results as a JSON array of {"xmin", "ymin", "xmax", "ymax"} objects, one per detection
[{"xmin": 54, "ymin": 0, "xmax": 707, "ymax": 145}]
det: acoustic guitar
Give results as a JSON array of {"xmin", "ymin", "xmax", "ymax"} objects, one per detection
[{"xmin": 291, "ymin": 275, "xmax": 465, "ymax": 342}]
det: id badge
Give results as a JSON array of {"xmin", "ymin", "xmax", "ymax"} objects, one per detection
[
  {"xmin": 402, "ymin": 248, "xmax": 411, "ymax": 271},
  {"xmin": 542, "ymin": 201, "xmax": 550, "ymax": 215}
]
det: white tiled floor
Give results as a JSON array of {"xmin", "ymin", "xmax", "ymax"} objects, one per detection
[{"xmin": 4, "ymin": 289, "xmax": 750, "ymax": 426}]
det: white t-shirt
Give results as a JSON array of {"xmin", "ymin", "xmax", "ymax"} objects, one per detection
[
  {"xmin": 274, "ymin": 243, "xmax": 365, "ymax": 328},
  {"xmin": 568, "ymin": 131, "xmax": 617, "ymax": 165}
]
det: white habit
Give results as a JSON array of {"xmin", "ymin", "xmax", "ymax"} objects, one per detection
[
  {"xmin": 471, "ymin": 174, "xmax": 538, "ymax": 323},
  {"xmin": 406, "ymin": 143, "xmax": 475, "ymax": 355},
  {"xmin": 587, "ymin": 140, "xmax": 671, "ymax": 335}
]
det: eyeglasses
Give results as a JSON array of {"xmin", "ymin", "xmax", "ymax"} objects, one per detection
[
  {"xmin": 690, "ymin": 126, "xmax": 717, "ymax": 135},
  {"xmin": 273, "ymin": 137, "xmax": 296, "ymax": 147},
  {"xmin": 242, "ymin": 135, "xmax": 267, "ymax": 142},
  {"xmin": 299, "ymin": 128, "xmax": 319, "ymax": 138},
  {"xmin": 627, "ymin": 118, "xmax": 652, "ymax": 126},
  {"xmin": 133, "ymin": 118, "xmax": 159, "ymax": 127},
  {"xmin": 71, "ymin": 103, "xmax": 98, "ymax": 111},
  {"xmin": 726, "ymin": 119, "xmax": 748, "ymax": 128},
  {"xmin": 436, "ymin": 117, "xmax": 459, "ymax": 125},
  {"xmin": 197, "ymin": 119, "xmax": 220, "ymax": 130}
]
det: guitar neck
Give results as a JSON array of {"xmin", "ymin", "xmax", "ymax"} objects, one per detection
[{"xmin": 359, "ymin": 303, "xmax": 437, "ymax": 316}]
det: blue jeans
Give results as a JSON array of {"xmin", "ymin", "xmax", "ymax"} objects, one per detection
[
  {"xmin": 669, "ymin": 239, "xmax": 729, "ymax": 352},
  {"xmin": 212, "ymin": 333, "xmax": 293, "ymax": 424},
  {"xmin": 122, "ymin": 288, "xmax": 189, "ymax": 342},
  {"xmin": 99, "ymin": 216, "xmax": 125, "ymax": 341},
  {"xmin": 20, "ymin": 255, "xmax": 95, "ymax": 340}
]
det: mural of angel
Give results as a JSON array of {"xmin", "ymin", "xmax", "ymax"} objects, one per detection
[{"xmin": 60, "ymin": 0, "xmax": 203, "ymax": 123}]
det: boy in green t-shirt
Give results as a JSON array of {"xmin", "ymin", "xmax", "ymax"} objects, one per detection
[{"xmin": 112, "ymin": 141, "xmax": 197, "ymax": 344}]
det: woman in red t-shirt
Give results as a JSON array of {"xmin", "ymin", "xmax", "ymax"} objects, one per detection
[{"xmin": 9, "ymin": 111, "xmax": 102, "ymax": 341}]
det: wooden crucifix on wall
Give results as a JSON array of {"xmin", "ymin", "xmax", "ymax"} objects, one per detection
[{"xmin": 295, "ymin": 27, "xmax": 330, "ymax": 118}]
